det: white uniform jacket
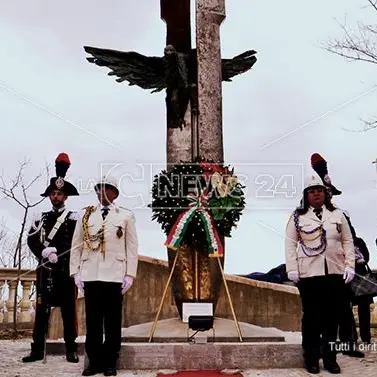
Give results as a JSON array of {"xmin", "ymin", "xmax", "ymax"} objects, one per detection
[
  {"xmin": 70, "ymin": 203, "xmax": 138, "ymax": 283},
  {"xmin": 285, "ymin": 206, "xmax": 354, "ymax": 278}
]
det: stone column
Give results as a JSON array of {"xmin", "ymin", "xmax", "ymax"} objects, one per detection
[
  {"xmin": 19, "ymin": 280, "xmax": 33, "ymax": 322},
  {"xmin": 0, "ymin": 280, "xmax": 5, "ymax": 323},
  {"xmin": 196, "ymin": 0, "xmax": 225, "ymax": 162},
  {"xmin": 161, "ymin": 0, "xmax": 193, "ymax": 167},
  {"xmin": 162, "ymin": 0, "xmax": 196, "ymax": 319},
  {"xmin": 190, "ymin": 0, "xmax": 226, "ymax": 313},
  {"xmin": 5, "ymin": 280, "xmax": 18, "ymax": 323},
  {"xmin": 160, "ymin": 0, "xmax": 227, "ymax": 318}
]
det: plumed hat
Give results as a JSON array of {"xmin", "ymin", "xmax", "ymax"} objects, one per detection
[
  {"xmin": 304, "ymin": 171, "xmax": 326, "ymax": 191},
  {"xmin": 310, "ymin": 153, "xmax": 342, "ymax": 195},
  {"xmin": 40, "ymin": 153, "xmax": 79, "ymax": 197}
]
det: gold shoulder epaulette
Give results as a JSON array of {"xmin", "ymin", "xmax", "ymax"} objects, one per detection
[{"xmin": 82, "ymin": 205, "xmax": 96, "ymax": 211}]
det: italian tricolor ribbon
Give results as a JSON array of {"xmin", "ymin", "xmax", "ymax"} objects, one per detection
[{"xmin": 165, "ymin": 189, "xmax": 224, "ymax": 257}]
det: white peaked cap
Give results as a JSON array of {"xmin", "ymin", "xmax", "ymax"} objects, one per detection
[
  {"xmin": 94, "ymin": 175, "xmax": 119, "ymax": 196},
  {"xmin": 304, "ymin": 171, "xmax": 326, "ymax": 190}
]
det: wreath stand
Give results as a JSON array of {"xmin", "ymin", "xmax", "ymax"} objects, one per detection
[{"xmin": 148, "ymin": 248, "xmax": 243, "ymax": 342}]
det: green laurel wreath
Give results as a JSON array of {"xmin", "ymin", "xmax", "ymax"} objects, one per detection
[{"xmin": 149, "ymin": 157, "xmax": 246, "ymax": 253}]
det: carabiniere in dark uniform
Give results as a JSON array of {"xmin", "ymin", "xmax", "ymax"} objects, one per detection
[{"xmin": 22, "ymin": 153, "xmax": 80, "ymax": 363}]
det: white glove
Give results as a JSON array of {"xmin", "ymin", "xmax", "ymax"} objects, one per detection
[
  {"xmin": 48, "ymin": 253, "xmax": 58, "ymax": 263},
  {"xmin": 356, "ymin": 257, "xmax": 365, "ymax": 264},
  {"xmin": 42, "ymin": 247, "xmax": 57, "ymax": 258},
  {"xmin": 73, "ymin": 274, "xmax": 84, "ymax": 293},
  {"xmin": 343, "ymin": 267, "xmax": 355, "ymax": 284},
  {"xmin": 288, "ymin": 271, "xmax": 299, "ymax": 283},
  {"xmin": 42, "ymin": 247, "xmax": 58, "ymax": 264},
  {"xmin": 121, "ymin": 276, "xmax": 134, "ymax": 295}
]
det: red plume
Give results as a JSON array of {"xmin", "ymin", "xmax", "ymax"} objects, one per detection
[
  {"xmin": 55, "ymin": 153, "xmax": 71, "ymax": 178},
  {"xmin": 311, "ymin": 153, "xmax": 326, "ymax": 165},
  {"xmin": 310, "ymin": 152, "xmax": 342, "ymax": 195},
  {"xmin": 311, "ymin": 153, "xmax": 328, "ymax": 178}
]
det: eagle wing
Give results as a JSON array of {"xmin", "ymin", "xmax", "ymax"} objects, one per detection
[
  {"xmin": 84, "ymin": 46, "xmax": 167, "ymax": 92},
  {"xmin": 221, "ymin": 50, "xmax": 257, "ymax": 82}
]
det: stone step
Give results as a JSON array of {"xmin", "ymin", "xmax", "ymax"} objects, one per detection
[
  {"xmin": 46, "ymin": 318, "xmax": 303, "ymax": 369},
  {"xmin": 121, "ymin": 317, "xmax": 286, "ymax": 343},
  {"xmin": 47, "ymin": 342, "xmax": 303, "ymax": 370}
]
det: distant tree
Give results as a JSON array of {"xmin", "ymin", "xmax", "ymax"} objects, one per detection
[
  {"xmin": 0, "ymin": 158, "xmax": 49, "ymax": 331},
  {"xmin": 325, "ymin": 0, "xmax": 377, "ymax": 130},
  {"xmin": 0, "ymin": 218, "xmax": 16, "ymax": 267}
]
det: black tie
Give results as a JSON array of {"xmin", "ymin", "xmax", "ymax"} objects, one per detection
[
  {"xmin": 102, "ymin": 208, "xmax": 109, "ymax": 220},
  {"xmin": 313, "ymin": 208, "xmax": 322, "ymax": 220}
]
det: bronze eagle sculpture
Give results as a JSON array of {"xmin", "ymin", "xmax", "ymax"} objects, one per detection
[{"xmin": 84, "ymin": 45, "xmax": 257, "ymax": 129}]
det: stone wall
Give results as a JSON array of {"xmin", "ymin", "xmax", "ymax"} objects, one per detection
[{"xmin": 48, "ymin": 255, "xmax": 301, "ymax": 339}]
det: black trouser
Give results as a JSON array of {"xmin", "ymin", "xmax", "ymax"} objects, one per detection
[
  {"xmin": 33, "ymin": 275, "xmax": 78, "ymax": 352},
  {"xmin": 84, "ymin": 281, "xmax": 123, "ymax": 367},
  {"xmin": 298, "ymin": 274, "xmax": 347, "ymax": 363},
  {"xmin": 357, "ymin": 300, "xmax": 371, "ymax": 343},
  {"xmin": 338, "ymin": 301, "xmax": 357, "ymax": 347},
  {"xmin": 339, "ymin": 294, "xmax": 371, "ymax": 344}
]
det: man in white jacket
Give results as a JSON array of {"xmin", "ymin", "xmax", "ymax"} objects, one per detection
[{"xmin": 70, "ymin": 176, "xmax": 138, "ymax": 376}]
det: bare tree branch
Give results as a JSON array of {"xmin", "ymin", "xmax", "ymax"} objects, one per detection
[
  {"xmin": 325, "ymin": 21, "xmax": 377, "ymax": 65},
  {"xmin": 324, "ymin": 1, "xmax": 377, "ymax": 130},
  {"xmin": 363, "ymin": 119, "xmax": 377, "ymax": 130},
  {"xmin": 23, "ymin": 173, "xmax": 42, "ymax": 192},
  {"xmin": 367, "ymin": 0, "xmax": 377, "ymax": 13},
  {"xmin": 0, "ymin": 157, "xmax": 49, "ymax": 333}
]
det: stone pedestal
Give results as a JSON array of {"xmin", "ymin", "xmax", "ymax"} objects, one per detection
[
  {"xmin": 122, "ymin": 317, "xmax": 285, "ymax": 342},
  {"xmin": 46, "ymin": 317, "xmax": 303, "ymax": 370}
]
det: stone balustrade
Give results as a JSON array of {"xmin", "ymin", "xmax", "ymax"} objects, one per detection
[
  {"xmin": 0, "ymin": 268, "xmax": 36, "ymax": 326},
  {"xmin": 0, "ymin": 264, "xmax": 376, "ymax": 337}
]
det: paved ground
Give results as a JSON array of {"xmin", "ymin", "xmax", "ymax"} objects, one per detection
[{"xmin": 0, "ymin": 339, "xmax": 376, "ymax": 377}]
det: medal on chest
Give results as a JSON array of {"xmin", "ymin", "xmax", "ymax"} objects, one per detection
[{"xmin": 117, "ymin": 226, "xmax": 123, "ymax": 238}]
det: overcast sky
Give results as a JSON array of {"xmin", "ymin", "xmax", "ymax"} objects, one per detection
[{"xmin": 1, "ymin": 0, "xmax": 377, "ymax": 273}]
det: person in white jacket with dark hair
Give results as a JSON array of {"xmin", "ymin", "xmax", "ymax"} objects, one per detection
[
  {"xmin": 70, "ymin": 176, "xmax": 138, "ymax": 376},
  {"xmin": 285, "ymin": 172, "xmax": 355, "ymax": 374}
]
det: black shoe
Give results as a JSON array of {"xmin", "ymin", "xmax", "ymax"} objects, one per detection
[
  {"xmin": 82, "ymin": 364, "xmax": 101, "ymax": 376},
  {"xmin": 66, "ymin": 351, "xmax": 79, "ymax": 363},
  {"xmin": 103, "ymin": 366, "xmax": 117, "ymax": 376},
  {"xmin": 342, "ymin": 350, "xmax": 365, "ymax": 358},
  {"xmin": 323, "ymin": 360, "xmax": 341, "ymax": 374},
  {"xmin": 22, "ymin": 352, "xmax": 44, "ymax": 363},
  {"xmin": 304, "ymin": 361, "xmax": 320, "ymax": 374}
]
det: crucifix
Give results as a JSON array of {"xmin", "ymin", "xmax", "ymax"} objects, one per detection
[{"xmin": 83, "ymin": 0, "xmax": 256, "ymax": 340}]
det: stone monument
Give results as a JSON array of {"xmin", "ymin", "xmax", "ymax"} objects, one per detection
[
  {"xmin": 83, "ymin": 0, "xmax": 257, "ymax": 324},
  {"xmin": 46, "ymin": 2, "xmax": 305, "ymax": 370}
]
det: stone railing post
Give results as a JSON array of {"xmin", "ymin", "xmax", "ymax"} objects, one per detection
[
  {"xmin": 0, "ymin": 268, "xmax": 37, "ymax": 325},
  {"xmin": 20, "ymin": 280, "xmax": 33, "ymax": 322},
  {"xmin": 5, "ymin": 280, "xmax": 18, "ymax": 323},
  {"xmin": 370, "ymin": 303, "xmax": 377, "ymax": 325},
  {"xmin": 31, "ymin": 298, "xmax": 37, "ymax": 322},
  {"xmin": 0, "ymin": 279, "xmax": 5, "ymax": 323}
]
